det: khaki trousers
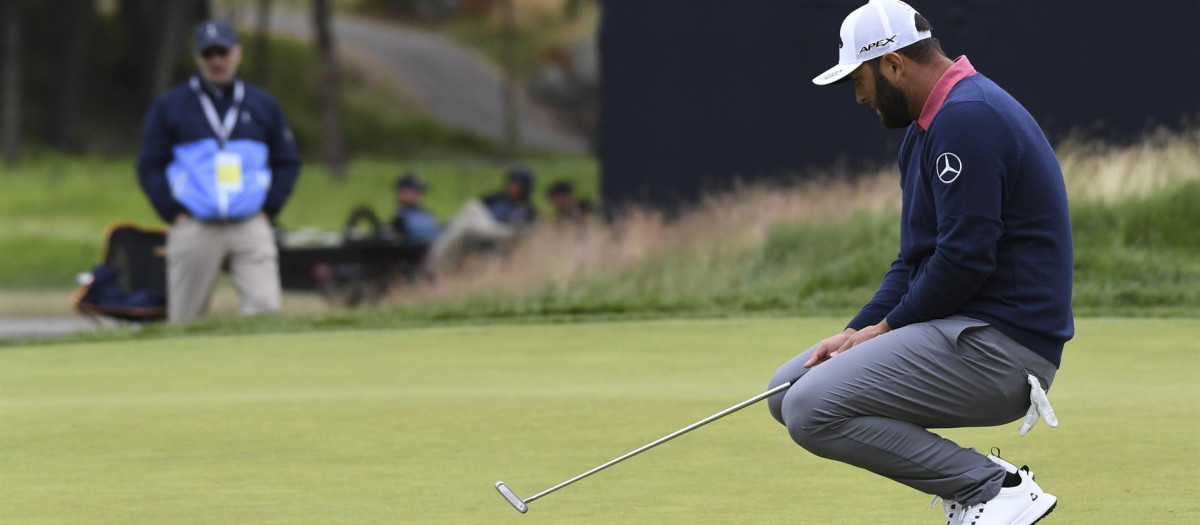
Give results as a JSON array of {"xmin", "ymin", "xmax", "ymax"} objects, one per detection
[
  {"xmin": 425, "ymin": 199, "xmax": 514, "ymax": 274},
  {"xmin": 166, "ymin": 213, "xmax": 282, "ymax": 323}
]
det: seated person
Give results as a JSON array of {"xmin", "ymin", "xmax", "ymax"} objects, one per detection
[
  {"xmin": 546, "ymin": 180, "xmax": 594, "ymax": 224},
  {"xmin": 391, "ymin": 173, "xmax": 440, "ymax": 244},
  {"xmin": 426, "ymin": 167, "xmax": 538, "ymax": 273},
  {"xmin": 481, "ymin": 168, "xmax": 538, "ymax": 227}
]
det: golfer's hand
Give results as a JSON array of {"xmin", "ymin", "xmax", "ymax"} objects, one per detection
[
  {"xmin": 174, "ymin": 213, "xmax": 191, "ymax": 226},
  {"xmin": 803, "ymin": 328, "xmax": 856, "ymax": 368},
  {"xmin": 834, "ymin": 319, "xmax": 891, "ymax": 354}
]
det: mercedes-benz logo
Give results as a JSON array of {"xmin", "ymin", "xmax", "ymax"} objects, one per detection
[{"xmin": 936, "ymin": 152, "xmax": 962, "ymax": 184}]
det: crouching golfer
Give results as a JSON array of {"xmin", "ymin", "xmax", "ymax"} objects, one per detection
[{"xmin": 767, "ymin": 1, "xmax": 1072, "ymax": 524}]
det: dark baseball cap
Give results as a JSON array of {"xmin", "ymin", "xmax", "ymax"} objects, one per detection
[
  {"xmin": 395, "ymin": 173, "xmax": 426, "ymax": 191},
  {"xmin": 507, "ymin": 167, "xmax": 535, "ymax": 189},
  {"xmin": 546, "ymin": 180, "xmax": 574, "ymax": 196},
  {"xmin": 193, "ymin": 20, "xmax": 239, "ymax": 54}
]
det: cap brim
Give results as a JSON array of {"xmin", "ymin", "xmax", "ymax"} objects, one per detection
[
  {"xmin": 195, "ymin": 39, "xmax": 237, "ymax": 54},
  {"xmin": 812, "ymin": 62, "xmax": 861, "ymax": 86}
]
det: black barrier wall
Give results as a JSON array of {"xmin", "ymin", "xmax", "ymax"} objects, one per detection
[{"xmin": 598, "ymin": 0, "xmax": 1200, "ymax": 210}]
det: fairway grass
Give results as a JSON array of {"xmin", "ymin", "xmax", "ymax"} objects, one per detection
[{"xmin": 1, "ymin": 318, "xmax": 1196, "ymax": 524}]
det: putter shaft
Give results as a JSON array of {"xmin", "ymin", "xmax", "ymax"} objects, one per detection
[{"xmin": 517, "ymin": 380, "xmax": 792, "ymax": 506}]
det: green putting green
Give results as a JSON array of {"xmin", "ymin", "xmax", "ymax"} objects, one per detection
[{"xmin": 1, "ymin": 318, "xmax": 1196, "ymax": 524}]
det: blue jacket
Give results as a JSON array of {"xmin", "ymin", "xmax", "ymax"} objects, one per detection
[
  {"xmin": 848, "ymin": 69, "xmax": 1074, "ymax": 367},
  {"xmin": 392, "ymin": 204, "xmax": 440, "ymax": 244},
  {"xmin": 137, "ymin": 76, "xmax": 301, "ymax": 222},
  {"xmin": 482, "ymin": 193, "xmax": 537, "ymax": 226}
]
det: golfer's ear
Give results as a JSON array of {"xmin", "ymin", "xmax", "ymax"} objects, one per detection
[{"xmin": 880, "ymin": 52, "xmax": 904, "ymax": 80}]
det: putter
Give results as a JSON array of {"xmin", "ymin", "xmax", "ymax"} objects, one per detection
[{"xmin": 494, "ymin": 380, "xmax": 793, "ymax": 513}]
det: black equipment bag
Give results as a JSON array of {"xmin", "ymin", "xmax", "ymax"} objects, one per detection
[{"xmin": 72, "ymin": 223, "xmax": 168, "ymax": 321}]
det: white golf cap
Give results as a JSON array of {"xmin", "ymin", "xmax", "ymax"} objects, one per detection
[{"xmin": 812, "ymin": 0, "xmax": 932, "ymax": 86}]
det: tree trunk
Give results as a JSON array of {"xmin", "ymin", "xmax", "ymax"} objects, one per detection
[
  {"xmin": 147, "ymin": 0, "xmax": 194, "ymax": 98},
  {"xmin": 313, "ymin": 0, "xmax": 345, "ymax": 177},
  {"xmin": 252, "ymin": 0, "xmax": 273, "ymax": 83},
  {"xmin": 119, "ymin": 0, "xmax": 155, "ymax": 104},
  {"xmin": 499, "ymin": 0, "xmax": 520, "ymax": 159},
  {"xmin": 194, "ymin": 1, "xmax": 211, "ymax": 27},
  {"xmin": 121, "ymin": 0, "xmax": 204, "ymax": 105},
  {"xmin": 1, "ymin": 1, "xmax": 22, "ymax": 166},
  {"xmin": 47, "ymin": 0, "xmax": 97, "ymax": 152}
]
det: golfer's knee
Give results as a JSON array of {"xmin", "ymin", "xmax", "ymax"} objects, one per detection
[
  {"xmin": 766, "ymin": 351, "xmax": 813, "ymax": 426},
  {"xmin": 782, "ymin": 389, "xmax": 838, "ymax": 455},
  {"xmin": 767, "ymin": 366, "xmax": 798, "ymax": 426},
  {"xmin": 782, "ymin": 393, "xmax": 817, "ymax": 446},
  {"xmin": 767, "ymin": 391, "xmax": 786, "ymax": 427}
]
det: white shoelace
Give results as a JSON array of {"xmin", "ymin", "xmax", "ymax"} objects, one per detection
[{"xmin": 929, "ymin": 496, "xmax": 958, "ymax": 524}]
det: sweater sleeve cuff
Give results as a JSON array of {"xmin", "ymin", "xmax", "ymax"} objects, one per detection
[
  {"xmin": 884, "ymin": 305, "xmax": 919, "ymax": 331},
  {"xmin": 847, "ymin": 306, "xmax": 886, "ymax": 331}
]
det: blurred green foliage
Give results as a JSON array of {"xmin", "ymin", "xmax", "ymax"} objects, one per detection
[
  {"xmin": 239, "ymin": 34, "xmax": 503, "ymax": 158},
  {"xmin": 0, "ymin": 155, "xmax": 598, "ymax": 287},
  {"xmin": 11, "ymin": 5, "xmax": 499, "ymax": 158},
  {"xmin": 3, "ymin": 159, "xmax": 1197, "ymax": 322}
]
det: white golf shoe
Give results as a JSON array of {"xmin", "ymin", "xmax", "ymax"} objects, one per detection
[
  {"xmin": 957, "ymin": 454, "xmax": 1057, "ymax": 524},
  {"xmin": 934, "ymin": 497, "xmax": 967, "ymax": 525},
  {"xmin": 933, "ymin": 453, "xmax": 1057, "ymax": 525}
]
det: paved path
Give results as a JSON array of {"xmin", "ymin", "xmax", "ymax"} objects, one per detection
[
  {"xmin": 261, "ymin": 11, "xmax": 587, "ymax": 153},
  {"xmin": 0, "ymin": 317, "xmax": 115, "ymax": 341}
]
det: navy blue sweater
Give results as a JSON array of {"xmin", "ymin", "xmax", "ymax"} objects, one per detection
[
  {"xmin": 847, "ymin": 71, "xmax": 1074, "ymax": 367},
  {"xmin": 137, "ymin": 77, "xmax": 301, "ymax": 223}
]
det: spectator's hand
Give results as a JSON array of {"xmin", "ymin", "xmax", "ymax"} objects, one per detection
[
  {"xmin": 803, "ymin": 328, "xmax": 856, "ymax": 368},
  {"xmin": 174, "ymin": 213, "xmax": 191, "ymax": 226}
]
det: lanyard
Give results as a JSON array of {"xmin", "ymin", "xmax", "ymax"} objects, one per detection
[{"xmin": 190, "ymin": 76, "xmax": 245, "ymax": 148}]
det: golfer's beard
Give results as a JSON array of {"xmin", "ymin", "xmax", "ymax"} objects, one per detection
[{"xmin": 875, "ymin": 76, "xmax": 912, "ymax": 129}]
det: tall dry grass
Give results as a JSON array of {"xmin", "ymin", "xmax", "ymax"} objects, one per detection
[
  {"xmin": 393, "ymin": 131, "xmax": 1200, "ymax": 306},
  {"xmin": 397, "ymin": 168, "xmax": 901, "ymax": 304},
  {"xmin": 1059, "ymin": 129, "xmax": 1200, "ymax": 202}
]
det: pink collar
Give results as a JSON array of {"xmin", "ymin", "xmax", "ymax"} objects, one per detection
[{"xmin": 916, "ymin": 56, "xmax": 977, "ymax": 131}]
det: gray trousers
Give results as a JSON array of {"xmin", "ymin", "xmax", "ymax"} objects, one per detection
[
  {"xmin": 767, "ymin": 317, "xmax": 1057, "ymax": 505},
  {"xmin": 166, "ymin": 213, "xmax": 282, "ymax": 323}
]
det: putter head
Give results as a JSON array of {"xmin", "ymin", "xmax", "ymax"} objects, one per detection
[{"xmin": 494, "ymin": 481, "xmax": 528, "ymax": 513}]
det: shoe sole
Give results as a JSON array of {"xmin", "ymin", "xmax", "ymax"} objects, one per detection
[{"xmin": 1027, "ymin": 500, "xmax": 1057, "ymax": 525}]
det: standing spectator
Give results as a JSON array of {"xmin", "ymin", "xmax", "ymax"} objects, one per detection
[
  {"xmin": 136, "ymin": 20, "xmax": 301, "ymax": 323},
  {"xmin": 391, "ymin": 173, "xmax": 440, "ymax": 244},
  {"xmin": 545, "ymin": 180, "xmax": 594, "ymax": 224}
]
